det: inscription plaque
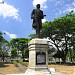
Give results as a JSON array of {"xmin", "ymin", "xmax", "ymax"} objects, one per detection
[{"xmin": 36, "ymin": 52, "xmax": 46, "ymax": 65}]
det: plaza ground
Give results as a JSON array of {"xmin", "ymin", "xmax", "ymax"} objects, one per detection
[
  {"xmin": 0, "ymin": 62, "xmax": 20, "ymax": 74},
  {"xmin": 48, "ymin": 64, "xmax": 75, "ymax": 75},
  {"xmin": 0, "ymin": 62, "xmax": 74, "ymax": 75}
]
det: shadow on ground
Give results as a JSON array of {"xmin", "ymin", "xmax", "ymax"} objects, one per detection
[{"xmin": 49, "ymin": 62, "xmax": 75, "ymax": 66}]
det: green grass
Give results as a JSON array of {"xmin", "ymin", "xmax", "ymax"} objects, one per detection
[
  {"xmin": 11, "ymin": 61, "xmax": 18, "ymax": 67},
  {"xmin": 21, "ymin": 62, "xmax": 28, "ymax": 67},
  {"xmin": 18, "ymin": 59, "xmax": 28, "ymax": 67}
]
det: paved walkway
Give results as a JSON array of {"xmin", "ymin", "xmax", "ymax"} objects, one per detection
[
  {"xmin": 50, "ymin": 72, "xmax": 66, "ymax": 75},
  {"xmin": 0, "ymin": 63, "xmax": 66, "ymax": 75},
  {"xmin": 0, "ymin": 72, "xmax": 66, "ymax": 75},
  {"xmin": 18, "ymin": 63, "xmax": 27, "ymax": 73}
]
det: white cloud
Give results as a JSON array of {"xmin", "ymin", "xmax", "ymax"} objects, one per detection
[
  {"xmin": 33, "ymin": 0, "xmax": 47, "ymax": 9},
  {"xmin": 72, "ymin": 1, "xmax": 75, "ymax": 7},
  {"xmin": 42, "ymin": 18, "xmax": 47, "ymax": 23},
  {"xmin": 49, "ymin": 0, "xmax": 65, "ymax": 6},
  {"xmin": 63, "ymin": 8, "xmax": 75, "ymax": 13},
  {"xmin": 4, "ymin": 31, "xmax": 17, "ymax": 39},
  {"xmin": 0, "ymin": 1, "xmax": 21, "ymax": 21},
  {"xmin": 62, "ymin": 1, "xmax": 75, "ymax": 13},
  {"xmin": 0, "ymin": 0, "xmax": 3, "ymax": 2},
  {"xmin": 55, "ymin": 0, "xmax": 65, "ymax": 6},
  {"xmin": 54, "ymin": 1, "xmax": 75, "ymax": 16}
]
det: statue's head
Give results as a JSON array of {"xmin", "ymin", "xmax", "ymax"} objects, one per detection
[{"xmin": 36, "ymin": 4, "xmax": 40, "ymax": 9}]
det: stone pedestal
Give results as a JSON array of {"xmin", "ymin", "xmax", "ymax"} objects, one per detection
[{"xmin": 25, "ymin": 38, "xmax": 51, "ymax": 75}]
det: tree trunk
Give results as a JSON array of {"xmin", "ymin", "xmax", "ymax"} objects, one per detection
[
  {"xmin": 62, "ymin": 56, "xmax": 66, "ymax": 64},
  {"xmin": 62, "ymin": 35, "xmax": 68, "ymax": 64},
  {"xmin": 2, "ymin": 53, "xmax": 4, "ymax": 62}
]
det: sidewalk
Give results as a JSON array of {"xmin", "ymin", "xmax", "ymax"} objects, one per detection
[
  {"xmin": 0, "ymin": 63, "xmax": 66, "ymax": 75},
  {"xmin": 18, "ymin": 63, "xmax": 27, "ymax": 73}
]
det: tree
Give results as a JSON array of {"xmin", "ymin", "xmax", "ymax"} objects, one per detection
[
  {"xmin": 23, "ymin": 48, "xmax": 29, "ymax": 58},
  {"xmin": 1, "ymin": 39, "xmax": 9, "ymax": 62},
  {"xmin": 29, "ymin": 34, "xmax": 36, "ymax": 39},
  {"xmin": 0, "ymin": 31, "xmax": 9, "ymax": 62},
  {"xmin": 11, "ymin": 48, "xmax": 18, "ymax": 58},
  {"xmin": 0, "ymin": 32, "xmax": 3, "ymax": 41},
  {"xmin": 0, "ymin": 31, "xmax": 3, "ymax": 50},
  {"xmin": 10, "ymin": 38, "xmax": 28, "ymax": 60},
  {"xmin": 41, "ymin": 12, "xmax": 75, "ymax": 63}
]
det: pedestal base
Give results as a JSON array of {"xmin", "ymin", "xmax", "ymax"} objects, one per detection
[
  {"xmin": 25, "ymin": 68, "xmax": 51, "ymax": 75},
  {"xmin": 26, "ymin": 38, "xmax": 51, "ymax": 75}
]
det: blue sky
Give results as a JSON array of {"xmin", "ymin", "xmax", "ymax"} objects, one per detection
[{"xmin": 0, "ymin": 0, "xmax": 75, "ymax": 41}]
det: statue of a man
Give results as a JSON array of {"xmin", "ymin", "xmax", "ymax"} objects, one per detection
[{"xmin": 31, "ymin": 4, "xmax": 46, "ymax": 38}]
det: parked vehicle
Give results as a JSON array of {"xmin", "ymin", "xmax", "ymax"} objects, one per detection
[{"xmin": 23, "ymin": 58, "xmax": 29, "ymax": 62}]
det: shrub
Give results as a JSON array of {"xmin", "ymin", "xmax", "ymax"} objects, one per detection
[
  {"xmin": 11, "ymin": 61, "xmax": 18, "ymax": 67},
  {"xmin": 22, "ymin": 62, "xmax": 28, "ymax": 67},
  {"xmin": 18, "ymin": 59, "xmax": 28, "ymax": 67}
]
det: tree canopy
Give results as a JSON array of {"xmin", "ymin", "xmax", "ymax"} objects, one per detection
[
  {"xmin": 10, "ymin": 38, "xmax": 29, "ymax": 59},
  {"xmin": 41, "ymin": 12, "xmax": 75, "ymax": 63}
]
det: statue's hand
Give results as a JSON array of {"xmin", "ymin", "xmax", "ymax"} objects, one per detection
[
  {"xmin": 44, "ymin": 15, "xmax": 46, "ymax": 17},
  {"xmin": 31, "ymin": 16, "xmax": 34, "ymax": 19}
]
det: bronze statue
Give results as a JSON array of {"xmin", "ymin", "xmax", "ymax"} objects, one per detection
[{"xmin": 31, "ymin": 4, "xmax": 46, "ymax": 38}]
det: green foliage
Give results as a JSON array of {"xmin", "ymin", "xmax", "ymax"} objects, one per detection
[
  {"xmin": 11, "ymin": 61, "xmax": 18, "ymax": 67},
  {"xmin": 48, "ymin": 47, "xmax": 56, "ymax": 54},
  {"xmin": 0, "ymin": 31, "xmax": 3, "ymax": 42},
  {"xmin": 41, "ymin": 13, "xmax": 75, "ymax": 63},
  {"xmin": 29, "ymin": 34, "xmax": 36, "ymax": 39},
  {"xmin": 18, "ymin": 60, "xmax": 28, "ymax": 67},
  {"xmin": 69, "ymin": 48, "xmax": 75, "ymax": 62},
  {"xmin": 0, "ymin": 50, "xmax": 2, "ymax": 57},
  {"xmin": 11, "ymin": 48, "xmax": 18, "ymax": 58},
  {"xmin": 0, "ymin": 34, "xmax": 9, "ymax": 62},
  {"xmin": 0, "ymin": 31, "xmax": 3, "ymax": 50},
  {"xmin": 23, "ymin": 49, "xmax": 29, "ymax": 58},
  {"xmin": 10, "ymin": 38, "xmax": 28, "ymax": 50},
  {"xmin": 53, "ymin": 50, "xmax": 64, "ymax": 58},
  {"xmin": 22, "ymin": 62, "xmax": 28, "ymax": 67},
  {"xmin": 10, "ymin": 38, "xmax": 29, "ymax": 59}
]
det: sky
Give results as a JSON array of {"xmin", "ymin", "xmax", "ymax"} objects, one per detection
[{"xmin": 0, "ymin": 0, "xmax": 75, "ymax": 41}]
